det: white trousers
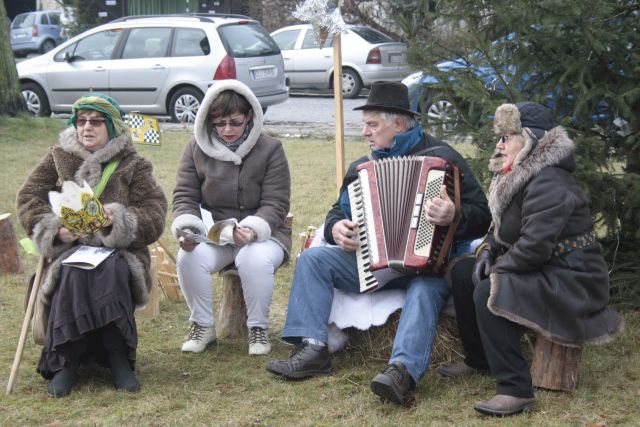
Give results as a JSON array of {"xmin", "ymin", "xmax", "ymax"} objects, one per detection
[{"xmin": 176, "ymin": 239, "xmax": 285, "ymax": 329}]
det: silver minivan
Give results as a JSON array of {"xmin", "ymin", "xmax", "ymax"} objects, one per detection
[
  {"xmin": 11, "ymin": 10, "xmax": 64, "ymax": 56},
  {"xmin": 17, "ymin": 14, "xmax": 288, "ymax": 122}
]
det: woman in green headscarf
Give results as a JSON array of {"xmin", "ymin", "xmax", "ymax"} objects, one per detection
[{"xmin": 17, "ymin": 93, "xmax": 168, "ymax": 397}]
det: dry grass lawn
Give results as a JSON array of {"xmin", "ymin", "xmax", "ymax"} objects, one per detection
[{"xmin": 0, "ymin": 116, "xmax": 638, "ymax": 426}]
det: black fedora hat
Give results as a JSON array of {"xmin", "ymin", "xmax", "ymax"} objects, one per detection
[{"xmin": 353, "ymin": 82, "xmax": 418, "ymax": 116}]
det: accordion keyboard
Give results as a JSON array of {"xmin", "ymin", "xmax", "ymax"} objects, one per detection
[
  {"xmin": 414, "ymin": 170, "xmax": 445, "ymax": 257},
  {"xmin": 348, "ymin": 172, "xmax": 379, "ymax": 292}
]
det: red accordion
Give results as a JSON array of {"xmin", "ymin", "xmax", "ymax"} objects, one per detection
[{"xmin": 348, "ymin": 156, "xmax": 461, "ymax": 292}]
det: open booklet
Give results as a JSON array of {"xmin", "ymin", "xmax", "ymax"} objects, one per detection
[
  {"xmin": 177, "ymin": 218, "xmax": 239, "ymax": 246},
  {"xmin": 61, "ymin": 245, "xmax": 115, "ymax": 270}
]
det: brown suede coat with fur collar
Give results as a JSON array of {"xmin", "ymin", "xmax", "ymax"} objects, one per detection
[
  {"xmin": 486, "ymin": 127, "xmax": 623, "ymax": 347},
  {"xmin": 171, "ymin": 80, "xmax": 291, "ymax": 258},
  {"xmin": 17, "ymin": 127, "xmax": 167, "ymax": 308}
]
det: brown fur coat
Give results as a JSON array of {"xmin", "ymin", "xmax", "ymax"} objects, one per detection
[{"xmin": 17, "ymin": 127, "xmax": 167, "ymax": 308}]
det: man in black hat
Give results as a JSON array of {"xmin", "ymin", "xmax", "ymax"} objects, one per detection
[{"xmin": 266, "ymin": 82, "xmax": 491, "ymax": 405}]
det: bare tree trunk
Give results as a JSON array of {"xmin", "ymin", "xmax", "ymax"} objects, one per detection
[{"xmin": 0, "ymin": 2, "xmax": 25, "ymax": 116}]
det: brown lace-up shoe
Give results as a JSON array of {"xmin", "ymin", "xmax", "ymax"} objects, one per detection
[
  {"xmin": 370, "ymin": 362, "xmax": 415, "ymax": 405},
  {"xmin": 474, "ymin": 394, "xmax": 535, "ymax": 416},
  {"xmin": 266, "ymin": 341, "xmax": 331, "ymax": 380}
]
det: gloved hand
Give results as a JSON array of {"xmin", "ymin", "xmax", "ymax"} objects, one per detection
[{"xmin": 472, "ymin": 248, "xmax": 493, "ymax": 286}]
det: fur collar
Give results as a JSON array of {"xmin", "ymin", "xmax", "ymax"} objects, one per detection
[
  {"xmin": 58, "ymin": 127, "xmax": 135, "ymax": 188},
  {"xmin": 193, "ymin": 80, "xmax": 264, "ymax": 165},
  {"xmin": 489, "ymin": 126, "xmax": 574, "ymax": 245}
]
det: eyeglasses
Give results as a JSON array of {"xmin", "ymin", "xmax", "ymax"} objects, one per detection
[
  {"xmin": 211, "ymin": 118, "xmax": 246, "ymax": 129},
  {"xmin": 77, "ymin": 118, "xmax": 106, "ymax": 127}
]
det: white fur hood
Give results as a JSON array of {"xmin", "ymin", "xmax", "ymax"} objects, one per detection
[{"xmin": 193, "ymin": 79, "xmax": 264, "ymax": 165}]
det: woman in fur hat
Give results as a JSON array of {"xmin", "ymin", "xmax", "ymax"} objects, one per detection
[
  {"xmin": 439, "ymin": 102, "xmax": 623, "ymax": 416},
  {"xmin": 171, "ymin": 80, "xmax": 291, "ymax": 356},
  {"xmin": 16, "ymin": 93, "xmax": 167, "ymax": 397}
]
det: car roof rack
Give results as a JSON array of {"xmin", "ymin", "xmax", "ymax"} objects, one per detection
[{"xmin": 111, "ymin": 13, "xmax": 253, "ymax": 24}]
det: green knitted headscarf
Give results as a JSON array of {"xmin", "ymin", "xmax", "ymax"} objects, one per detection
[{"xmin": 67, "ymin": 93, "xmax": 127, "ymax": 139}]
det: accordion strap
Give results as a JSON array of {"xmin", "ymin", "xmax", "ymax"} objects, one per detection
[{"xmin": 434, "ymin": 165, "xmax": 462, "ymax": 273}]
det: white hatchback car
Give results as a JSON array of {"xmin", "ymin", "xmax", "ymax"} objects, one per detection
[
  {"xmin": 270, "ymin": 24, "xmax": 409, "ymax": 98},
  {"xmin": 17, "ymin": 14, "xmax": 288, "ymax": 122}
]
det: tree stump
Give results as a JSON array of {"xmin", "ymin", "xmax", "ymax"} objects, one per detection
[
  {"xmin": 217, "ymin": 266, "xmax": 247, "ymax": 339},
  {"xmin": 0, "ymin": 213, "xmax": 22, "ymax": 273},
  {"xmin": 530, "ymin": 335, "xmax": 582, "ymax": 391}
]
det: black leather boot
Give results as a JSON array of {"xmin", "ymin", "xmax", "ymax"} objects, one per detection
[
  {"xmin": 102, "ymin": 324, "xmax": 140, "ymax": 392},
  {"xmin": 47, "ymin": 357, "xmax": 80, "ymax": 398},
  {"xmin": 266, "ymin": 341, "xmax": 331, "ymax": 380}
]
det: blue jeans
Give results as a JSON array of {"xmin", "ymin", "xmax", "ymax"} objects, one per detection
[{"xmin": 282, "ymin": 241, "xmax": 471, "ymax": 382}]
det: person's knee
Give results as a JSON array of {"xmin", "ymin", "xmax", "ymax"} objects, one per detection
[
  {"xmin": 408, "ymin": 278, "xmax": 449, "ymax": 305},
  {"xmin": 473, "ymin": 279, "xmax": 491, "ymax": 312}
]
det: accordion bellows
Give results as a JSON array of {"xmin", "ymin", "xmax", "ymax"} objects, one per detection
[{"xmin": 348, "ymin": 156, "xmax": 461, "ymax": 292}]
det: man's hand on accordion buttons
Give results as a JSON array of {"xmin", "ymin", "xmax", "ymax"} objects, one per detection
[
  {"xmin": 425, "ymin": 185, "xmax": 456, "ymax": 226},
  {"xmin": 333, "ymin": 219, "xmax": 358, "ymax": 252}
]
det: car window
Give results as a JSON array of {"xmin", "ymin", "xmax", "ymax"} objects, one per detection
[
  {"xmin": 12, "ymin": 13, "xmax": 36, "ymax": 28},
  {"xmin": 40, "ymin": 13, "xmax": 49, "ymax": 25},
  {"xmin": 122, "ymin": 27, "xmax": 172, "ymax": 59},
  {"xmin": 272, "ymin": 29, "xmax": 300, "ymax": 50},
  {"xmin": 301, "ymin": 29, "xmax": 332, "ymax": 49},
  {"xmin": 350, "ymin": 27, "xmax": 393, "ymax": 43},
  {"xmin": 217, "ymin": 22, "xmax": 280, "ymax": 58},
  {"xmin": 172, "ymin": 27, "xmax": 210, "ymax": 57},
  {"xmin": 48, "ymin": 13, "xmax": 60, "ymax": 26},
  {"xmin": 54, "ymin": 29, "xmax": 122, "ymax": 61}
]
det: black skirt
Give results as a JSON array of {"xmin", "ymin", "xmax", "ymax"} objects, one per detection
[{"xmin": 38, "ymin": 252, "xmax": 138, "ymax": 379}]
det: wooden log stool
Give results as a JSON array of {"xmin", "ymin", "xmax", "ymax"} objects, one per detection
[
  {"xmin": 217, "ymin": 264, "xmax": 247, "ymax": 339},
  {"xmin": 0, "ymin": 213, "xmax": 22, "ymax": 273},
  {"xmin": 530, "ymin": 335, "xmax": 582, "ymax": 392}
]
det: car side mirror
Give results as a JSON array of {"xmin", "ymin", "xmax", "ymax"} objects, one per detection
[{"xmin": 63, "ymin": 51, "xmax": 74, "ymax": 62}]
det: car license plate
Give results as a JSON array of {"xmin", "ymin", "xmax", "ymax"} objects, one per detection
[
  {"xmin": 252, "ymin": 67, "xmax": 276, "ymax": 80},
  {"xmin": 389, "ymin": 53, "xmax": 403, "ymax": 64}
]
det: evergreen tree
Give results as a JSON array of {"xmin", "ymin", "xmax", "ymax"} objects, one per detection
[{"xmin": 391, "ymin": 0, "xmax": 639, "ymax": 306}]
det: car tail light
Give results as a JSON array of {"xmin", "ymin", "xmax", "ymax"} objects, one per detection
[
  {"xmin": 32, "ymin": 25, "xmax": 39, "ymax": 37},
  {"xmin": 214, "ymin": 55, "xmax": 237, "ymax": 80},
  {"xmin": 366, "ymin": 48, "xmax": 381, "ymax": 64}
]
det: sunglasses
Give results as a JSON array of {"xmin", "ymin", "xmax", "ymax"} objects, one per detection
[
  {"xmin": 211, "ymin": 118, "xmax": 246, "ymax": 129},
  {"xmin": 77, "ymin": 118, "xmax": 106, "ymax": 127}
]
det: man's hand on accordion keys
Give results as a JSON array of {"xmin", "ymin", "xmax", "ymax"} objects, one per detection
[
  {"xmin": 332, "ymin": 219, "xmax": 358, "ymax": 252},
  {"xmin": 424, "ymin": 185, "xmax": 456, "ymax": 226}
]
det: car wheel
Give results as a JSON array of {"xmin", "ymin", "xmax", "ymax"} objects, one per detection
[
  {"xmin": 21, "ymin": 82, "xmax": 51, "ymax": 117},
  {"xmin": 341, "ymin": 69, "xmax": 362, "ymax": 99},
  {"xmin": 40, "ymin": 39, "xmax": 56, "ymax": 54},
  {"xmin": 169, "ymin": 87, "xmax": 203, "ymax": 124},
  {"xmin": 427, "ymin": 100, "xmax": 458, "ymax": 132}
]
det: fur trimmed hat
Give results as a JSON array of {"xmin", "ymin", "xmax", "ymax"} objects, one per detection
[
  {"xmin": 493, "ymin": 102, "xmax": 552, "ymax": 140},
  {"xmin": 493, "ymin": 102, "xmax": 553, "ymax": 165}
]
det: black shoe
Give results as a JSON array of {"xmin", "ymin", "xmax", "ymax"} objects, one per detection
[
  {"xmin": 102, "ymin": 324, "xmax": 140, "ymax": 392},
  {"xmin": 266, "ymin": 341, "xmax": 331, "ymax": 380},
  {"xmin": 437, "ymin": 362, "xmax": 488, "ymax": 378},
  {"xmin": 370, "ymin": 362, "xmax": 415, "ymax": 405},
  {"xmin": 107, "ymin": 349, "xmax": 140, "ymax": 392},
  {"xmin": 47, "ymin": 358, "xmax": 80, "ymax": 398}
]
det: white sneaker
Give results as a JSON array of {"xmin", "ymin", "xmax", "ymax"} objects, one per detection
[
  {"xmin": 181, "ymin": 322, "xmax": 216, "ymax": 353},
  {"xmin": 248, "ymin": 327, "xmax": 271, "ymax": 355}
]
